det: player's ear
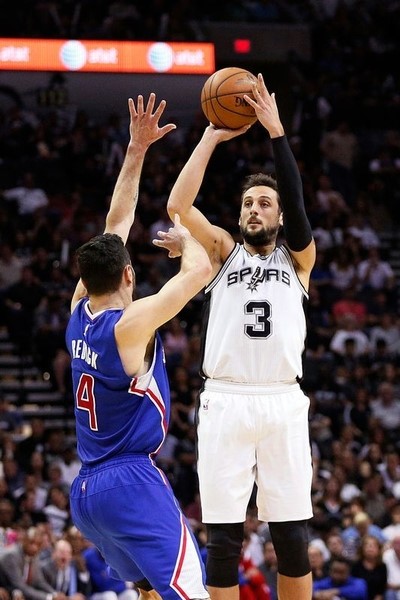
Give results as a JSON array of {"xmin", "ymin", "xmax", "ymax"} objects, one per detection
[
  {"xmin": 279, "ymin": 212, "xmax": 283, "ymax": 226},
  {"xmin": 125, "ymin": 264, "xmax": 134, "ymax": 285}
]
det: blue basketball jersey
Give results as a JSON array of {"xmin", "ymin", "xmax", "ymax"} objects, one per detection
[{"xmin": 65, "ymin": 298, "xmax": 170, "ymax": 466}]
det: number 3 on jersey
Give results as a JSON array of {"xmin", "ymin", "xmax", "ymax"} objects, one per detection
[
  {"xmin": 244, "ymin": 300, "xmax": 272, "ymax": 338},
  {"xmin": 76, "ymin": 373, "xmax": 98, "ymax": 430}
]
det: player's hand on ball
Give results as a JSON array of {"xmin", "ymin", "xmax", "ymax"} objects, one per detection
[
  {"xmin": 203, "ymin": 122, "xmax": 252, "ymax": 143},
  {"xmin": 243, "ymin": 74, "xmax": 284, "ymax": 138}
]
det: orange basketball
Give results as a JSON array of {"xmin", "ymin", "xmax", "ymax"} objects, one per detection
[{"xmin": 201, "ymin": 67, "xmax": 258, "ymax": 129}]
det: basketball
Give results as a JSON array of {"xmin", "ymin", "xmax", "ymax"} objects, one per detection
[{"xmin": 201, "ymin": 67, "xmax": 258, "ymax": 129}]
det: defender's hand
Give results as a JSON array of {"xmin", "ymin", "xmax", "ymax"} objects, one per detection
[
  {"xmin": 152, "ymin": 214, "xmax": 191, "ymax": 258},
  {"xmin": 128, "ymin": 93, "xmax": 176, "ymax": 150}
]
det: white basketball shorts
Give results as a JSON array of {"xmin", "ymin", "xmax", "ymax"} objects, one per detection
[{"xmin": 197, "ymin": 380, "xmax": 313, "ymax": 523}]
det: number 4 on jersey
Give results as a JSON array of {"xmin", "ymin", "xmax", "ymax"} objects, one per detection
[{"xmin": 76, "ymin": 373, "xmax": 98, "ymax": 430}]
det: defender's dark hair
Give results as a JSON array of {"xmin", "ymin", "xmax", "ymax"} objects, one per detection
[
  {"xmin": 76, "ymin": 233, "xmax": 132, "ymax": 295},
  {"xmin": 241, "ymin": 172, "xmax": 279, "ymax": 200}
]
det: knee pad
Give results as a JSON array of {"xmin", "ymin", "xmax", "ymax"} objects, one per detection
[
  {"xmin": 206, "ymin": 523, "xmax": 244, "ymax": 587},
  {"xmin": 269, "ymin": 520, "xmax": 311, "ymax": 578}
]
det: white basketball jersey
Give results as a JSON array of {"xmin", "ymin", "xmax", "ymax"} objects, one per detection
[{"xmin": 201, "ymin": 243, "xmax": 308, "ymax": 384}]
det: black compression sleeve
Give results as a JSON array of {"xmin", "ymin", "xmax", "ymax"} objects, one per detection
[{"xmin": 271, "ymin": 135, "xmax": 313, "ymax": 251}]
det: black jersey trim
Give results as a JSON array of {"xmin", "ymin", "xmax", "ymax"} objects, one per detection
[
  {"xmin": 280, "ymin": 245, "xmax": 309, "ymax": 298},
  {"xmin": 204, "ymin": 243, "xmax": 240, "ymax": 294}
]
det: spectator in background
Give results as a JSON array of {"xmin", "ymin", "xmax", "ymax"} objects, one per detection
[
  {"xmin": 370, "ymin": 383, "xmax": 400, "ymax": 444},
  {"xmin": 361, "ymin": 471, "xmax": 387, "ymax": 527},
  {"xmin": 344, "ymin": 386, "xmax": 372, "ymax": 442},
  {"xmin": 43, "ymin": 429, "xmax": 67, "ymax": 466},
  {"xmin": 2, "ymin": 457, "xmax": 24, "ymax": 498},
  {"xmin": 345, "ymin": 214, "xmax": 381, "ymax": 253},
  {"xmin": 2, "ymin": 265, "xmax": 46, "ymax": 355},
  {"xmin": 368, "ymin": 313, "xmax": 400, "ymax": 356},
  {"xmin": 0, "ymin": 477, "xmax": 13, "ymax": 504},
  {"xmin": 313, "ymin": 557, "xmax": 368, "ymax": 600},
  {"xmin": 83, "ymin": 545, "xmax": 138, "ymax": 600},
  {"xmin": 30, "ymin": 247, "xmax": 54, "ymax": 285},
  {"xmin": 313, "ymin": 197, "xmax": 344, "ymax": 247},
  {"xmin": 63, "ymin": 526, "xmax": 91, "ymax": 583},
  {"xmin": 341, "ymin": 512, "xmax": 386, "ymax": 562},
  {"xmin": 330, "ymin": 314, "xmax": 370, "ymax": 359},
  {"xmin": 15, "ymin": 418, "xmax": 46, "ymax": 473},
  {"xmin": 0, "ymin": 393, "xmax": 23, "ymax": 435},
  {"xmin": 56, "ymin": 445, "xmax": 81, "ymax": 490},
  {"xmin": 239, "ymin": 533, "xmax": 271, "ymax": 600},
  {"xmin": 314, "ymin": 172, "xmax": 350, "ymax": 222},
  {"xmin": 328, "ymin": 246, "xmax": 358, "ymax": 299},
  {"xmin": 357, "ymin": 247, "xmax": 397, "ymax": 310},
  {"xmin": 14, "ymin": 473, "xmax": 48, "ymax": 513},
  {"xmin": 383, "ymin": 504, "xmax": 400, "ymax": 543},
  {"xmin": 41, "ymin": 538, "xmax": 91, "ymax": 599},
  {"xmin": 0, "ymin": 498, "xmax": 18, "ymax": 547},
  {"xmin": 258, "ymin": 541, "xmax": 278, "ymax": 600},
  {"xmin": 243, "ymin": 510, "xmax": 264, "ymax": 569},
  {"xmin": 378, "ymin": 450, "xmax": 400, "ymax": 497},
  {"xmin": 320, "ymin": 120, "xmax": 359, "ymax": 205},
  {"xmin": 351, "ymin": 535, "xmax": 387, "ymax": 600},
  {"xmin": 331, "ymin": 285, "xmax": 368, "ymax": 329},
  {"xmin": 32, "ymin": 293, "xmax": 70, "ymax": 393},
  {"xmin": 2, "ymin": 171, "xmax": 49, "ymax": 227},
  {"xmin": 314, "ymin": 474, "xmax": 345, "ymax": 530},
  {"xmin": 383, "ymin": 536, "xmax": 400, "ymax": 600},
  {"xmin": 0, "ymin": 526, "xmax": 66, "ymax": 600},
  {"xmin": 42, "ymin": 484, "xmax": 71, "ymax": 538},
  {"xmin": 307, "ymin": 542, "xmax": 329, "ymax": 582},
  {"xmin": 368, "ymin": 145, "xmax": 400, "ymax": 183},
  {"xmin": 0, "ymin": 242, "xmax": 25, "ymax": 292},
  {"xmin": 15, "ymin": 488, "xmax": 48, "ymax": 529},
  {"xmin": 45, "ymin": 462, "xmax": 70, "ymax": 496},
  {"xmin": 26, "ymin": 452, "xmax": 49, "ymax": 499}
]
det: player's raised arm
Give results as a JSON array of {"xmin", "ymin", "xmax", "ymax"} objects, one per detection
[
  {"xmin": 105, "ymin": 94, "xmax": 176, "ymax": 243},
  {"xmin": 115, "ymin": 214, "xmax": 212, "ymax": 374},
  {"xmin": 244, "ymin": 74, "xmax": 316, "ymax": 281},
  {"xmin": 71, "ymin": 94, "xmax": 176, "ymax": 312},
  {"xmin": 167, "ymin": 124, "xmax": 246, "ymax": 263}
]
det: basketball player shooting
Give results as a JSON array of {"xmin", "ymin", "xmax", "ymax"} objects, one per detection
[
  {"xmin": 167, "ymin": 73, "xmax": 316, "ymax": 600},
  {"xmin": 66, "ymin": 94, "xmax": 211, "ymax": 600}
]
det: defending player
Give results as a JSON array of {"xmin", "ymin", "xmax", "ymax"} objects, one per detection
[
  {"xmin": 167, "ymin": 74, "xmax": 316, "ymax": 600},
  {"xmin": 66, "ymin": 94, "xmax": 211, "ymax": 600}
]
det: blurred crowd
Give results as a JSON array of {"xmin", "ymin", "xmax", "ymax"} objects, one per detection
[{"xmin": 0, "ymin": 1, "xmax": 400, "ymax": 599}]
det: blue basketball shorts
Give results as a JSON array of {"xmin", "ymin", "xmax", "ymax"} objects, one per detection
[{"xmin": 70, "ymin": 455, "xmax": 208, "ymax": 600}]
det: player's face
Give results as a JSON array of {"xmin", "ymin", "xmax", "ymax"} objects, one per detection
[{"xmin": 239, "ymin": 185, "xmax": 282, "ymax": 246}]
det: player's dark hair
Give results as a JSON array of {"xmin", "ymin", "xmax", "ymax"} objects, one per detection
[
  {"xmin": 76, "ymin": 233, "xmax": 132, "ymax": 295},
  {"xmin": 241, "ymin": 173, "xmax": 281, "ymax": 209}
]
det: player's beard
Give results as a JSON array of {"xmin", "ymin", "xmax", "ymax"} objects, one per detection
[{"xmin": 240, "ymin": 223, "xmax": 280, "ymax": 247}]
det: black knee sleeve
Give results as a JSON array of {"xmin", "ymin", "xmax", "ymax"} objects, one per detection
[
  {"xmin": 269, "ymin": 520, "xmax": 311, "ymax": 578},
  {"xmin": 134, "ymin": 577, "xmax": 153, "ymax": 592},
  {"xmin": 206, "ymin": 523, "xmax": 244, "ymax": 587}
]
